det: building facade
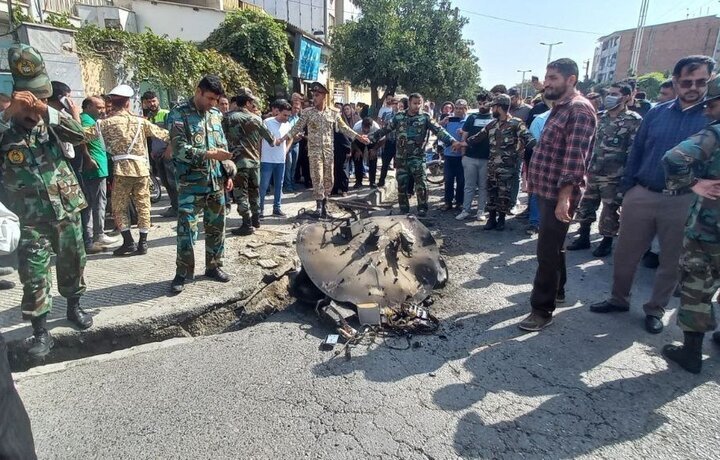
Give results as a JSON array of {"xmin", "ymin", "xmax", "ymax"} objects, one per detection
[{"xmin": 592, "ymin": 15, "xmax": 720, "ymax": 83}]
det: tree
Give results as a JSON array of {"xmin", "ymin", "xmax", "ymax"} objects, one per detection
[
  {"xmin": 203, "ymin": 9, "xmax": 292, "ymax": 98},
  {"xmin": 329, "ymin": 0, "xmax": 480, "ymax": 109},
  {"xmin": 75, "ymin": 26, "xmax": 259, "ymax": 99},
  {"xmin": 636, "ymin": 72, "xmax": 666, "ymax": 100}
]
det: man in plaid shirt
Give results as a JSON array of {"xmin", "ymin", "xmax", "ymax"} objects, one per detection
[{"xmin": 520, "ymin": 58, "xmax": 597, "ymax": 332}]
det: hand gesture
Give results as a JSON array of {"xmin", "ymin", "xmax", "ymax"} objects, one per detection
[
  {"xmin": 225, "ymin": 178, "xmax": 234, "ymax": 192},
  {"xmin": 65, "ymin": 97, "xmax": 81, "ymax": 121},
  {"xmin": 691, "ymin": 178, "xmax": 720, "ymax": 200},
  {"xmin": 84, "ymin": 158, "xmax": 99, "ymax": 172},
  {"xmin": 274, "ymin": 137, "xmax": 286, "ymax": 146},
  {"xmin": 555, "ymin": 197, "xmax": 572, "ymax": 223},
  {"xmin": 450, "ymin": 141, "xmax": 465, "ymax": 152},
  {"xmin": 206, "ymin": 148, "xmax": 233, "ymax": 161},
  {"xmin": 5, "ymin": 91, "xmax": 41, "ymax": 119},
  {"xmin": 163, "ymin": 145, "xmax": 173, "ymax": 160},
  {"xmin": 356, "ymin": 134, "xmax": 370, "ymax": 145}
]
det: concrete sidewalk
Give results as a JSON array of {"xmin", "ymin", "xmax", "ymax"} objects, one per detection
[{"xmin": 1, "ymin": 174, "xmax": 397, "ymax": 368}]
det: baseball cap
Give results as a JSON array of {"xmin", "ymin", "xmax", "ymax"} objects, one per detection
[{"xmin": 8, "ymin": 44, "xmax": 52, "ymax": 98}]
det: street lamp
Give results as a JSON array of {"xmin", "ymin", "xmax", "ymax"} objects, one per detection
[
  {"xmin": 540, "ymin": 41, "xmax": 563, "ymax": 64},
  {"xmin": 517, "ymin": 69, "xmax": 531, "ymax": 99}
]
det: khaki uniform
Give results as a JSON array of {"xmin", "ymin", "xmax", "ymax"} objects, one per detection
[
  {"xmin": 286, "ymin": 106, "xmax": 358, "ymax": 200},
  {"xmin": 95, "ymin": 112, "xmax": 169, "ymax": 231}
]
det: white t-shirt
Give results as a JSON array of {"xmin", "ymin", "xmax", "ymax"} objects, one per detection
[
  {"xmin": 261, "ymin": 117, "xmax": 291, "ymax": 164},
  {"xmin": 353, "ymin": 120, "xmax": 380, "ymax": 133}
]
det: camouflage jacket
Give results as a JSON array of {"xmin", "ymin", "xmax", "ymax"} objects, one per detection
[
  {"xmin": 588, "ymin": 109, "xmax": 642, "ymax": 179},
  {"xmin": 286, "ymin": 106, "xmax": 357, "ymax": 155},
  {"xmin": 96, "ymin": 111, "xmax": 169, "ymax": 177},
  {"xmin": 474, "ymin": 117, "xmax": 535, "ymax": 170},
  {"xmin": 222, "ymin": 108, "xmax": 274, "ymax": 168},
  {"xmin": 370, "ymin": 111, "xmax": 454, "ymax": 159},
  {"xmin": 167, "ymin": 98, "xmax": 228, "ymax": 194},
  {"xmin": 663, "ymin": 122, "xmax": 720, "ymax": 242},
  {"xmin": 0, "ymin": 107, "xmax": 87, "ymax": 223}
]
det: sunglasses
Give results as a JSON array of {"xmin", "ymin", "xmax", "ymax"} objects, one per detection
[{"xmin": 677, "ymin": 78, "xmax": 708, "ymax": 89}]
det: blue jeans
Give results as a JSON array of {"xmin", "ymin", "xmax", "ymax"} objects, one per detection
[
  {"xmin": 284, "ymin": 145, "xmax": 298, "ymax": 191},
  {"xmin": 529, "ymin": 193, "xmax": 540, "ymax": 227},
  {"xmin": 259, "ymin": 162, "xmax": 285, "ymax": 214},
  {"xmin": 443, "ymin": 156, "xmax": 464, "ymax": 206}
]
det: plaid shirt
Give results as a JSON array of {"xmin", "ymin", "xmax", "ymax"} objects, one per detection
[{"xmin": 527, "ymin": 91, "xmax": 597, "ymax": 202}]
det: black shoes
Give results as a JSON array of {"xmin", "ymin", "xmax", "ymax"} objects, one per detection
[
  {"xmin": 417, "ymin": 209, "xmax": 427, "ymax": 217},
  {"xmin": 28, "ymin": 329, "xmax": 54, "ymax": 358},
  {"xmin": 135, "ymin": 241, "xmax": 148, "ymax": 255},
  {"xmin": 66, "ymin": 297, "xmax": 93, "ymax": 330},
  {"xmin": 0, "ymin": 279, "xmax": 15, "ymax": 290},
  {"xmin": 645, "ymin": 315, "xmax": 664, "ymax": 334},
  {"xmin": 484, "ymin": 211, "xmax": 498, "ymax": 230},
  {"xmin": 170, "ymin": 275, "xmax": 185, "ymax": 293},
  {"xmin": 663, "ymin": 331, "xmax": 704, "ymax": 374},
  {"xmin": 205, "ymin": 267, "xmax": 231, "ymax": 283},
  {"xmin": 313, "ymin": 200, "xmax": 323, "ymax": 218},
  {"xmin": 589, "ymin": 300, "xmax": 630, "ymax": 313},
  {"xmin": 592, "ymin": 237, "xmax": 613, "ymax": 258},
  {"xmin": 113, "ymin": 230, "xmax": 137, "ymax": 256},
  {"xmin": 272, "ymin": 210, "xmax": 287, "ymax": 218},
  {"xmin": 495, "ymin": 213, "xmax": 506, "ymax": 231},
  {"xmin": 251, "ymin": 214, "xmax": 260, "ymax": 228}
]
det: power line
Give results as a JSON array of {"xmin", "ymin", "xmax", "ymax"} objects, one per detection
[{"xmin": 457, "ymin": 8, "xmax": 603, "ymax": 35}]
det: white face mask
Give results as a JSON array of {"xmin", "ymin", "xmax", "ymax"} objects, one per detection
[{"xmin": 604, "ymin": 95, "xmax": 623, "ymax": 110}]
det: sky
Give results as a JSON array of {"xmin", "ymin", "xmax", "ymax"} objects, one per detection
[{"xmin": 454, "ymin": 0, "xmax": 720, "ymax": 87}]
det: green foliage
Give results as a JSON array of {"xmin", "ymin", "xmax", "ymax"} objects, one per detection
[
  {"xmin": 636, "ymin": 72, "xmax": 667, "ymax": 100},
  {"xmin": 329, "ymin": 0, "xmax": 480, "ymax": 108},
  {"xmin": 45, "ymin": 12, "xmax": 75, "ymax": 29},
  {"xmin": 203, "ymin": 9, "xmax": 292, "ymax": 97},
  {"xmin": 12, "ymin": 9, "xmax": 34, "ymax": 24},
  {"xmin": 75, "ymin": 25, "xmax": 258, "ymax": 99}
]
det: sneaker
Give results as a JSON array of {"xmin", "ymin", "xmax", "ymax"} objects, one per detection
[
  {"xmin": 476, "ymin": 213, "xmax": 487, "ymax": 222},
  {"xmin": 525, "ymin": 225, "xmax": 539, "ymax": 236},
  {"xmin": 85, "ymin": 242, "xmax": 105, "ymax": 254},
  {"xmin": 94, "ymin": 234, "xmax": 119, "ymax": 246},
  {"xmin": 518, "ymin": 312, "xmax": 554, "ymax": 332},
  {"xmin": 456, "ymin": 210, "xmax": 470, "ymax": 221},
  {"xmin": 272, "ymin": 210, "xmax": 288, "ymax": 218}
]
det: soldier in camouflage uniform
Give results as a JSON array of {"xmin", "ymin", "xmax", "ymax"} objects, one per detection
[
  {"xmin": 369, "ymin": 93, "xmax": 460, "ymax": 217},
  {"xmin": 0, "ymin": 45, "xmax": 93, "ymax": 357},
  {"xmin": 223, "ymin": 88, "xmax": 278, "ymax": 236},
  {"xmin": 568, "ymin": 82, "xmax": 642, "ymax": 257},
  {"xmin": 166, "ymin": 76, "xmax": 236, "ymax": 294},
  {"xmin": 468, "ymin": 94, "xmax": 535, "ymax": 230},
  {"xmin": 280, "ymin": 82, "xmax": 367, "ymax": 217},
  {"xmin": 661, "ymin": 74, "xmax": 720, "ymax": 374}
]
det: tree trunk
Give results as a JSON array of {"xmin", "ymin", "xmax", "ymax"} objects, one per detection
[{"xmin": 370, "ymin": 85, "xmax": 380, "ymax": 116}]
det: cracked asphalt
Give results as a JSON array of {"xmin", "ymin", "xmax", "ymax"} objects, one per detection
[{"xmin": 12, "ymin": 191, "xmax": 720, "ymax": 459}]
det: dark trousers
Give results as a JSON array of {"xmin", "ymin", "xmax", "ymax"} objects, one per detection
[
  {"xmin": 0, "ymin": 333, "xmax": 37, "ymax": 459},
  {"xmin": 378, "ymin": 139, "xmax": 396, "ymax": 186},
  {"xmin": 443, "ymin": 156, "xmax": 464, "ymax": 206},
  {"xmin": 530, "ymin": 198, "xmax": 573, "ymax": 317},
  {"xmin": 294, "ymin": 140, "xmax": 311, "ymax": 187},
  {"xmin": 354, "ymin": 155, "xmax": 377, "ymax": 186},
  {"xmin": 332, "ymin": 148, "xmax": 349, "ymax": 194}
]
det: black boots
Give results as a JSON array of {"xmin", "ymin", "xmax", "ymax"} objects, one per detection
[
  {"xmin": 28, "ymin": 315, "xmax": 54, "ymax": 358},
  {"xmin": 495, "ymin": 213, "xmax": 506, "ymax": 231},
  {"xmin": 314, "ymin": 200, "xmax": 323, "ymax": 217},
  {"xmin": 136, "ymin": 232, "xmax": 148, "ymax": 255},
  {"xmin": 205, "ymin": 267, "xmax": 231, "ymax": 283},
  {"xmin": 567, "ymin": 223, "xmax": 591, "ymax": 250},
  {"xmin": 170, "ymin": 275, "xmax": 185, "ymax": 294},
  {"xmin": 484, "ymin": 211, "xmax": 497, "ymax": 230},
  {"xmin": 251, "ymin": 214, "xmax": 260, "ymax": 229},
  {"xmin": 592, "ymin": 236, "xmax": 613, "ymax": 258},
  {"xmin": 232, "ymin": 215, "xmax": 254, "ymax": 236},
  {"xmin": 663, "ymin": 331, "xmax": 704, "ymax": 374},
  {"xmin": 66, "ymin": 297, "xmax": 93, "ymax": 330},
  {"xmin": 113, "ymin": 230, "xmax": 137, "ymax": 256},
  {"xmin": 321, "ymin": 199, "xmax": 334, "ymax": 218}
]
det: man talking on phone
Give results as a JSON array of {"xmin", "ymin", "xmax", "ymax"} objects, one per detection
[{"xmin": 166, "ymin": 75, "xmax": 235, "ymax": 293}]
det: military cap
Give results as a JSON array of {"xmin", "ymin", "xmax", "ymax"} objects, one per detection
[
  {"xmin": 8, "ymin": 44, "xmax": 52, "ymax": 98},
  {"xmin": 490, "ymin": 94, "xmax": 512, "ymax": 107},
  {"xmin": 705, "ymin": 75, "xmax": 720, "ymax": 102},
  {"xmin": 108, "ymin": 84, "xmax": 134, "ymax": 98},
  {"xmin": 236, "ymin": 87, "xmax": 258, "ymax": 102},
  {"xmin": 310, "ymin": 82, "xmax": 329, "ymax": 94}
]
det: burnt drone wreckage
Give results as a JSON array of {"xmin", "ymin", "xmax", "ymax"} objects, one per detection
[{"xmin": 292, "ymin": 215, "xmax": 448, "ymax": 345}]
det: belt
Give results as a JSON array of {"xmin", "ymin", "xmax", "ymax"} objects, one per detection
[
  {"xmin": 638, "ymin": 181, "xmax": 689, "ymax": 196},
  {"xmin": 113, "ymin": 154, "xmax": 146, "ymax": 162}
]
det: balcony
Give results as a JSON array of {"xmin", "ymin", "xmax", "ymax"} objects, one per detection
[
  {"xmin": 44, "ymin": 0, "xmax": 112, "ymax": 14},
  {"xmin": 222, "ymin": 0, "xmax": 261, "ymax": 11}
]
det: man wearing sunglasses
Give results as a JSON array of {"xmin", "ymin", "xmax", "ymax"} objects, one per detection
[{"xmin": 590, "ymin": 55, "xmax": 715, "ymax": 335}]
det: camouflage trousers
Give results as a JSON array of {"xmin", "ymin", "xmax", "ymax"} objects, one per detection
[
  {"xmin": 17, "ymin": 213, "xmax": 87, "ymax": 319},
  {"xmin": 309, "ymin": 149, "xmax": 333, "ymax": 200},
  {"xmin": 397, "ymin": 155, "xmax": 427, "ymax": 213},
  {"xmin": 112, "ymin": 175, "xmax": 151, "ymax": 232},
  {"xmin": 486, "ymin": 166, "xmax": 516, "ymax": 214},
  {"xmin": 677, "ymin": 238, "xmax": 720, "ymax": 333},
  {"xmin": 575, "ymin": 176, "xmax": 621, "ymax": 237},
  {"xmin": 233, "ymin": 166, "xmax": 259, "ymax": 220},
  {"xmin": 176, "ymin": 190, "xmax": 225, "ymax": 278}
]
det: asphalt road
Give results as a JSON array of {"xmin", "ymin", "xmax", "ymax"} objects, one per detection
[{"xmin": 14, "ymin": 201, "xmax": 720, "ymax": 459}]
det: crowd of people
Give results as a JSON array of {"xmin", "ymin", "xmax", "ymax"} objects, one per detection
[{"xmin": 0, "ymin": 41, "xmax": 719, "ymax": 382}]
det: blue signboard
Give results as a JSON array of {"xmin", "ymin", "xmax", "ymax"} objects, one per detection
[{"xmin": 296, "ymin": 37, "xmax": 321, "ymax": 80}]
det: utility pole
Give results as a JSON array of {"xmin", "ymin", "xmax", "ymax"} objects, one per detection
[
  {"xmin": 629, "ymin": 0, "xmax": 649, "ymax": 77},
  {"xmin": 583, "ymin": 59, "xmax": 590, "ymax": 81},
  {"xmin": 540, "ymin": 41, "xmax": 563, "ymax": 64},
  {"xmin": 517, "ymin": 69, "xmax": 531, "ymax": 99}
]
